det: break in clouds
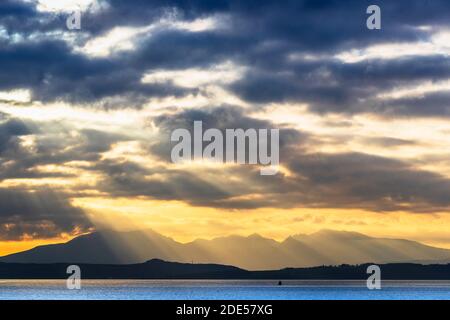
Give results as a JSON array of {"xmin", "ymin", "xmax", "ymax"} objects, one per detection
[{"xmin": 1, "ymin": 0, "xmax": 450, "ymax": 239}]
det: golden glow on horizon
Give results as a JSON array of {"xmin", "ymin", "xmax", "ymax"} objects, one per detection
[
  {"xmin": 70, "ymin": 197, "xmax": 450, "ymax": 249},
  {"xmin": 3, "ymin": 203, "xmax": 450, "ymax": 256},
  {"xmin": 0, "ymin": 237, "xmax": 73, "ymax": 256}
]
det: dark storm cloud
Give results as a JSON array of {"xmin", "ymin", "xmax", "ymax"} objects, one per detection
[
  {"xmin": 0, "ymin": 0, "xmax": 33, "ymax": 17},
  {"xmin": 90, "ymin": 147, "xmax": 450, "ymax": 212},
  {"xmin": 0, "ymin": 118, "xmax": 30, "ymax": 153},
  {"xmin": 0, "ymin": 0, "xmax": 449, "ymax": 113},
  {"xmin": 0, "ymin": 39, "xmax": 190, "ymax": 106},
  {"xmin": 130, "ymin": 30, "xmax": 249, "ymax": 70},
  {"xmin": 94, "ymin": 159, "xmax": 231, "ymax": 202},
  {"xmin": 231, "ymin": 55, "xmax": 450, "ymax": 115},
  {"xmin": 0, "ymin": 115, "xmax": 132, "ymax": 181},
  {"xmin": 87, "ymin": 106, "xmax": 306, "ymax": 207},
  {"xmin": 1, "ymin": 0, "xmax": 450, "ymax": 217},
  {"xmin": 90, "ymin": 0, "xmax": 447, "ymax": 47},
  {"xmin": 0, "ymin": 187, "xmax": 91, "ymax": 240},
  {"xmin": 92, "ymin": 155, "xmax": 298, "ymax": 209},
  {"xmin": 150, "ymin": 105, "xmax": 306, "ymax": 162},
  {"xmin": 154, "ymin": 105, "xmax": 281, "ymax": 131},
  {"xmin": 1, "ymin": 111, "xmax": 447, "ymax": 214},
  {"xmin": 73, "ymin": 106, "xmax": 450, "ymax": 213},
  {"xmin": 205, "ymin": 151, "xmax": 450, "ymax": 212},
  {"xmin": 14, "ymin": 0, "xmax": 443, "ymax": 43},
  {"xmin": 374, "ymin": 91, "xmax": 450, "ymax": 117},
  {"xmin": 0, "ymin": 0, "xmax": 37, "ymax": 33},
  {"xmin": 0, "ymin": 117, "xmax": 131, "ymax": 240},
  {"xmin": 284, "ymin": 152, "xmax": 450, "ymax": 212}
]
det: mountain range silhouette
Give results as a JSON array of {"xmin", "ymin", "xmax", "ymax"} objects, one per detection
[{"xmin": 1, "ymin": 229, "xmax": 450, "ymax": 270}]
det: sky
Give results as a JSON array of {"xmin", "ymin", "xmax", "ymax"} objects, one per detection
[{"xmin": 1, "ymin": 0, "xmax": 450, "ymax": 255}]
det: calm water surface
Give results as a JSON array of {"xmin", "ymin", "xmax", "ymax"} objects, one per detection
[{"xmin": 0, "ymin": 280, "xmax": 449, "ymax": 300}]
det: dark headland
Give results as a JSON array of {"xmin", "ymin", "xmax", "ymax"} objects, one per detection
[{"xmin": 1, "ymin": 259, "xmax": 450, "ymax": 280}]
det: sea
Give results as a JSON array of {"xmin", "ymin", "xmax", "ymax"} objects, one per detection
[{"xmin": 0, "ymin": 280, "xmax": 449, "ymax": 300}]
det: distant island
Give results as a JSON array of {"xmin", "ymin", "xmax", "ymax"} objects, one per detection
[
  {"xmin": 1, "ymin": 259, "xmax": 450, "ymax": 280},
  {"xmin": 2, "ymin": 229, "xmax": 450, "ymax": 270}
]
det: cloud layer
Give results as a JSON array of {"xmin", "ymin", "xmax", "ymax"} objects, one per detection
[{"xmin": 1, "ymin": 0, "xmax": 450, "ymax": 240}]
